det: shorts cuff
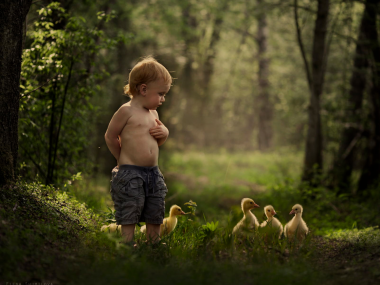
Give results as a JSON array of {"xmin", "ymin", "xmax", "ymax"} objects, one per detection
[
  {"xmin": 117, "ymin": 219, "xmax": 139, "ymax": 225},
  {"xmin": 143, "ymin": 218, "xmax": 163, "ymax": 225}
]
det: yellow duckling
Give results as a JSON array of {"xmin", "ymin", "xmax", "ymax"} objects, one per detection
[
  {"xmin": 140, "ymin": 205, "xmax": 186, "ymax": 236},
  {"xmin": 232, "ymin": 198, "xmax": 260, "ymax": 235},
  {"xmin": 260, "ymin": 205, "xmax": 283, "ymax": 239},
  {"xmin": 100, "ymin": 223, "xmax": 121, "ymax": 233},
  {"xmin": 284, "ymin": 204, "xmax": 309, "ymax": 242}
]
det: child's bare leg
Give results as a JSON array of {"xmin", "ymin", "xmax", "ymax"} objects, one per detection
[
  {"xmin": 121, "ymin": 224, "xmax": 135, "ymax": 243},
  {"xmin": 146, "ymin": 223, "xmax": 160, "ymax": 243}
]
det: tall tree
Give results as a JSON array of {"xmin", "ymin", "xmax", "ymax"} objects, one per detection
[
  {"xmin": 201, "ymin": 0, "xmax": 229, "ymax": 147},
  {"xmin": 176, "ymin": 0, "xmax": 199, "ymax": 145},
  {"xmin": 330, "ymin": 0, "xmax": 376, "ymax": 193},
  {"xmin": 0, "ymin": 0, "xmax": 33, "ymax": 186},
  {"xmin": 358, "ymin": 0, "xmax": 380, "ymax": 196},
  {"xmin": 256, "ymin": 0, "xmax": 273, "ymax": 151},
  {"xmin": 294, "ymin": 0, "xmax": 330, "ymax": 182}
]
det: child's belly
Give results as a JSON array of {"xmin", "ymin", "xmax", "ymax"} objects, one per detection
[{"xmin": 118, "ymin": 131, "xmax": 159, "ymax": 167}]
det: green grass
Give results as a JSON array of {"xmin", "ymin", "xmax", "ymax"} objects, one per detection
[
  {"xmin": 1, "ymin": 150, "xmax": 380, "ymax": 284},
  {"xmin": 325, "ymin": 226, "xmax": 380, "ymax": 247},
  {"xmin": 161, "ymin": 149, "xmax": 303, "ymax": 189}
]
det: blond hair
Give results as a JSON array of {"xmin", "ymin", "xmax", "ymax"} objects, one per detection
[{"xmin": 124, "ymin": 56, "xmax": 172, "ymax": 98}]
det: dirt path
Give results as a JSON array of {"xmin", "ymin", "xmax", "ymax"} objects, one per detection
[{"xmin": 312, "ymin": 236, "xmax": 380, "ymax": 285}]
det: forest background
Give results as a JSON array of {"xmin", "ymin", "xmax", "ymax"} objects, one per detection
[{"xmin": 1, "ymin": 0, "xmax": 380, "ymax": 284}]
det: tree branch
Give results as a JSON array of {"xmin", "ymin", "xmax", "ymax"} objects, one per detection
[
  {"xmin": 294, "ymin": 0, "xmax": 312, "ymax": 90},
  {"xmin": 46, "ymin": 78, "xmax": 57, "ymax": 185},
  {"xmin": 19, "ymin": 144, "xmax": 46, "ymax": 179},
  {"xmin": 52, "ymin": 59, "xmax": 74, "ymax": 180},
  {"xmin": 231, "ymin": 27, "xmax": 259, "ymax": 42},
  {"xmin": 20, "ymin": 77, "xmax": 54, "ymax": 99},
  {"xmin": 343, "ymin": 131, "xmax": 362, "ymax": 159},
  {"xmin": 287, "ymin": 4, "xmax": 317, "ymax": 14},
  {"xmin": 322, "ymin": 1, "xmax": 344, "ymax": 86}
]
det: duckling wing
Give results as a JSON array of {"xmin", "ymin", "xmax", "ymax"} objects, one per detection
[
  {"xmin": 273, "ymin": 217, "xmax": 283, "ymax": 238},
  {"xmin": 140, "ymin": 224, "xmax": 146, "ymax": 233},
  {"xmin": 284, "ymin": 222, "xmax": 289, "ymax": 238},
  {"xmin": 170, "ymin": 218, "xmax": 178, "ymax": 233},
  {"xmin": 300, "ymin": 218, "xmax": 309, "ymax": 235},
  {"xmin": 260, "ymin": 220, "xmax": 268, "ymax": 228},
  {"xmin": 162, "ymin": 217, "xmax": 178, "ymax": 236},
  {"xmin": 252, "ymin": 214, "xmax": 259, "ymax": 230},
  {"xmin": 279, "ymin": 225, "xmax": 284, "ymax": 239},
  {"xmin": 232, "ymin": 218, "xmax": 244, "ymax": 234}
]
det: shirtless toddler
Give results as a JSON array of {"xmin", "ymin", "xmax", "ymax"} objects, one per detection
[{"xmin": 104, "ymin": 57, "xmax": 172, "ymax": 243}]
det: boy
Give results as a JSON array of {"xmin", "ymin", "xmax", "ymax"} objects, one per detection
[{"xmin": 104, "ymin": 56, "xmax": 172, "ymax": 244}]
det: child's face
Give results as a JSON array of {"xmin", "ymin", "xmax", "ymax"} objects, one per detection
[{"xmin": 143, "ymin": 79, "xmax": 170, "ymax": 110}]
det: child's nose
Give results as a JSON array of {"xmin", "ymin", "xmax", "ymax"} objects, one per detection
[{"xmin": 161, "ymin": 96, "xmax": 165, "ymax": 102}]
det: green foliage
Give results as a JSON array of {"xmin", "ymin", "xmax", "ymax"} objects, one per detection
[
  {"xmin": 68, "ymin": 174, "xmax": 112, "ymax": 213},
  {"xmin": 0, "ymin": 180, "xmax": 108, "ymax": 281},
  {"xmin": 19, "ymin": 2, "xmax": 123, "ymax": 186},
  {"xmin": 198, "ymin": 220, "xmax": 219, "ymax": 245},
  {"xmin": 325, "ymin": 226, "xmax": 380, "ymax": 248},
  {"xmin": 62, "ymin": 171, "xmax": 82, "ymax": 191},
  {"xmin": 202, "ymin": 220, "xmax": 219, "ymax": 232},
  {"xmin": 101, "ymin": 206, "xmax": 117, "ymax": 224},
  {"xmin": 184, "ymin": 199, "xmax": 198, "ymax": 215}
]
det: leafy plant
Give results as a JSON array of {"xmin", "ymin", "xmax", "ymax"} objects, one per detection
[
  {"xmin": 184, "ymin": 200, "xmax": 197, "ymax": 215},
  {"xmin": 201, "ymin": 221, "xmax": 219, "ymax": 233},
  {"xmin": 100, "ymin": 206, "xmax": 117, "ymax": 224},
  {"xmin": 62, "ymin": 172, "xmax": 82, "ymax": 191}
]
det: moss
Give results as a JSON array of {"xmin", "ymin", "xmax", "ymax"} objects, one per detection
[{"xmin": 0, "ymin": 181, "xmax": 110, "ymax": 282}]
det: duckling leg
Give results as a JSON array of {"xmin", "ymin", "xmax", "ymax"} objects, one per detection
[
  {"xmin": 146, "ymin": 223, "xmax": 161, "ymax": 244},
  {"xmin": 122, "ymin": 224, "xmax": 136, "ymax": 243}
]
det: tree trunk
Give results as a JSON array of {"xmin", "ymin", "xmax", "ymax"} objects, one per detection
[
  {"xmin": 201, "ymin": 1, "xmax": 228, "ymax": 95},
  {"xmin": 256, "ymin": 0, "xmax": 273, "ymax": 151},
  {"xmin": 330, "ymin": 0, "xmax": 375, "ymax": 193},
  {"xmin": 358, "ymin": 0, "xmax": 380, "ymax": 196},
  {"xmin": 177, "ymin": 2, "xmax": 199, "ymax": 145},
  {"xmin": 0, "ymin": 0, "xmax": 33, "ymax": 186},
  {"xmin": 200, "ymin": 0, "xmax": 228, "ymax": 147},
  {"xmin": 302, "ymin": 0, "xmax": 330, "ymax": 182}
]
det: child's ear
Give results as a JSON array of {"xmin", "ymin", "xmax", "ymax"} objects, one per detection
[{"xmin": 139, "ymin": 84, "xmax": 147, "ymax": 96}]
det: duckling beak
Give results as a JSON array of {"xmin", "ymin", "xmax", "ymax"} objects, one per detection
[
  {"xmin": 273, "ymin": 211, "xmax": 277, "ymax": 215},
  {"xmin": 180, "ymin": 210, "xmax": 186, "ymax": 215},
  {"xmin": 254, "ymin": 203, "xmax": 260, "ymax": 208},
  {"xmin": 289, "ymin": 209, "xmax": 295, "ymax": 215}
]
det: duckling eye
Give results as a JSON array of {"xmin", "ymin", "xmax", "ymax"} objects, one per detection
[
  {"xmin": 250, "ymin": 202, "xmax": 253, "ymax": 204},
  {"xmin": 267, "ymin": 210, "xmax": 270, "ymax": 212}
]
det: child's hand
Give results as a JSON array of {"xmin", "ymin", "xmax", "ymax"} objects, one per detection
[{"xmin": 149, "ymin": 119, "xmax": 168, "ymax": 139}]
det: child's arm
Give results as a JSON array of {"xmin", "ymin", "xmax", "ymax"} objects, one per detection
[
  {"xmin": 104, "ymin": 105, "xmax": 131, "ymax": 165},
  {"xmin": 150, "ymin": 112, "xmax": 169, "ymax": 147}
]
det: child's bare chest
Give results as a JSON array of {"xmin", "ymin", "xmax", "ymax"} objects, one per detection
[{"xmin": 126, "ymin": 111, "xmax": 156, "ymax": 133}]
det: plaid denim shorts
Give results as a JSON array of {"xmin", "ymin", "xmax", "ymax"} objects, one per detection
[{"xmin": 110, "ymin": 164, "xmax": 168, "ymax": 225}]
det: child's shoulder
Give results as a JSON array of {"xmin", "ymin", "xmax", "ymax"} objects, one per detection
[
  {"xmin": 111, "ymin": 103, "xmax": 134, "ymax": 123},
  {"xmin": 150, "ymin": 109, "xmax": 159, "ymax": 118},
  {"xmin": 117, "ymin": 102, "xmax": 133, "ymax": 114}
]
